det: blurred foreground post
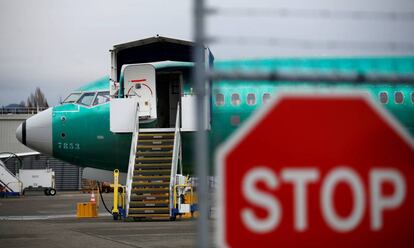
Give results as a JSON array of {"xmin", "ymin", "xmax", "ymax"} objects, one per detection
[{"xmin": 193, "ymin": 0, "xmax": 209, "ymax": 247}]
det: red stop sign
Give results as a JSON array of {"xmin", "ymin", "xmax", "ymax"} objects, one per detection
[{"xmin": 217, "ymin": 93, "xmax": 414, "ymax": 247}]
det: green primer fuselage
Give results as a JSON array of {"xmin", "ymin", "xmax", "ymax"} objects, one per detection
[
  {"xmin": 53, "ymin": 96, "xmax": 131, "ymax": 171},
  {"xmin": 51, "ymin": 57, "xmax": 414, "ymax": 173}
]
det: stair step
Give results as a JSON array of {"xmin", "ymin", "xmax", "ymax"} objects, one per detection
[
  {"xmin": 139, "ymin": 134, "xmax": 174, "ymax": 140},
  {"xmin": 134, "ymin": 169, "xmax": 171, "ymax": 175},
  {"xmin": 136, "ymin": 157, "xmax": 172, "ymax": 162},
  {"xmin": 133, "ymin": 179, "xmax": 170, "ymax": 184},
  {"xmin": 137, "ymin": 145, "xmax": 173, "ymax": 150},
  {"xmin": 133, "ymin": 175, "xmax": 171, "ymax": 180},
  {"xmin": 132, "ymin": 182, "xmax": 170, "ymax": 187},
  {"xmin": 126, "ymin": 130, "xmax": 176, "ymax": 220},
  {"xmin": 128, "ymin": 213, "xmax": 171, "ymax": 219},
  {"xmin": 139, "ymin": 139, "xmax": 174, "ymax": 143},
  {"xmin": 131, "ymin": 194, "xmax": 169, "ymax": 201},
  {"xmin": 134, "ymin": 164, "xmax": 171, "ymax": 169},
  {"xmin": 136, "ymin": 151, "xmax": 172, "ymax": 157},
  {"xmin": 129, "ymin": 201, "xmax": 169, "ymax": 207},
  {"xmin": 138, "ymin": 141, "xmax": 173, "ymax": 146},
  {"xmin": 132, "ymin": 188, "xmax": 169, "ymax": 193},
  {"xmin": 135, "ymin": 168, "xmax": 171, "ymax": 172},
  {"xmin": 129, "ymin": 207, "xmax": 170, "ymax": 214}
]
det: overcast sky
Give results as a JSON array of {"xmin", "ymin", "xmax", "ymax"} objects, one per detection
[{"xmin": 1, "ymin": 0, "xmax": 413, "ymax": 106}]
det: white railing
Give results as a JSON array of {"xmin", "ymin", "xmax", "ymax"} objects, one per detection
[
  {"xmin": 0, "ymin": 107, "xmax": 48, "ymax": 115},
  {"xmin": 169, "ymin": 102, "xmax": 182, "ymax": 214},
  {"xmin": 125, "ymin": 102, "xmax": 140, "ymax": 217},
  {"xmin": 0, "ymin": 160, "xmax": 22, "ymax": 194}
]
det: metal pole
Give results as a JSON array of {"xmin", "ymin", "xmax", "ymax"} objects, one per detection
[{"xmin": 193, "ymin": 0, "xmax": 209, "ymax": 247}]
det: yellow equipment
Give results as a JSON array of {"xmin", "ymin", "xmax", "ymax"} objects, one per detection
[
  {"xmin": 110, "ymin": 169, "xmax": 126, "ymax": 220},
  {"xmin": 77, "ymin": 202, "xmax": 98, "ymax": 218},
  {"xmin": 172, "ymin": 176, "xmax": 198, "ymax": 219},
  {"xmin": 77, "ymin": 187, "xmax": 99, "ymax": 218}
]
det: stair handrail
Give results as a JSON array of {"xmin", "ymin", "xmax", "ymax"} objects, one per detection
[
  {"xmin": 0, "ymin": 160, "xmax": 22, "ymax": 193},
  {"xmin": 169, "ymin": 102, "xmax": 181, "ymax": 214},
  {"xmin": 6, "ymin": 181, "xmax": 23, "ymax": 193},
  {"xmin": 0, "ymin": 179, "xmax": 14, "ymax": 193},
  {"xmin": 125, "ymin": 102, "xmax": 140, "ymax": 217},
  {"xmin": 0, "ymin": 159, "xmax": 17, "ymax": 178}
]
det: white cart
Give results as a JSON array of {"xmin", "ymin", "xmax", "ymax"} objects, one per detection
[{"xmin": 18, "ymin": 169, "xmax": 56, "ymax": 196}]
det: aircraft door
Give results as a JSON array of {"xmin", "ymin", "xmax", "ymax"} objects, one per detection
[
  {"xmin": 181, "ymin": 81, "xmax": 211, "ymax": 131},
  {"xmin": 169, "ymin": 75, "xmax": 181, "ymax": 127},
  {"xmin": 181, "ymin": 48, "xmax": 213, "ymax": 131},
  {"xmin": 123, "ymin": 64, "xmax": 157, "ymax": 120}
]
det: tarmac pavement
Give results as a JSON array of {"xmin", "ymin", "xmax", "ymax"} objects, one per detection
[{"xmin": 0, "ymin": 191, "xmax": 208, "ymax": 248}]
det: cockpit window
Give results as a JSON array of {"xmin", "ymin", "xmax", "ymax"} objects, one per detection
[
  {"xmin": 63, "ymin": 93, "xmax": 81, "ymax": 103},
  {"xmin": 93, "ymin": 91, "xmax": 110, "ymax": 106},
  {"xmin": 77, "ymin": 92, "xmax": 96, "ymax": 106}
]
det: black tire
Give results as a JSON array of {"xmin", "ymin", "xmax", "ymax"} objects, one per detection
[
  {"xmin": 44, "ymin": 188, "xmax": 50, "ymax": 196},
  {"xmin": 49, "ymin": 188, "xmax": 56, "ymax": 196},
  {"xmin": 113, "ymin": 213, "xmax": 119, "ymax": 220}
]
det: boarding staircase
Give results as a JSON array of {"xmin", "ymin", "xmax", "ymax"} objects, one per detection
[
  {"xmin": 0, "ymin": 159, "xmax": 22, "ymax": 196},
  {"xmin": 125, "ymin": 103, "xmax": 182, "ymax": 220}
]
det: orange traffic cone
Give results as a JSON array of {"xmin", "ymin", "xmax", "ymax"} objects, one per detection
[{"xmin": 90, "ymin": 191, "xmax": 96, "ymax": 203}]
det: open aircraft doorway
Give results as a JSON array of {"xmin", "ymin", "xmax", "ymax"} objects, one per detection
[{"xmin": 156, "ymin": 72, "xmax": 182, "ymax": 128}]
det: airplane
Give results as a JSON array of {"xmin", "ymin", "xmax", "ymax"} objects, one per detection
[{"xmin": 15, "ymin": 36, "xmax": 414, "ymax": 177}]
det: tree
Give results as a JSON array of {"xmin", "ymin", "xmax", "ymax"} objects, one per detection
[{"xmin": 27, "ymin": 87, "xmax": 49, "ymax": 108}]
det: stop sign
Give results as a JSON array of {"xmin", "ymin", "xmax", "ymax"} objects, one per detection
[{"xmin": 217, "ymin": 93, "xmax": 414, "ymax": 247}]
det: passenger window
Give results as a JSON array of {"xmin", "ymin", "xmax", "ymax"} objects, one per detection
[
  {"xmin": 63, "ymin": 93, "xmax": 81, "ymax": 103},
  {"xmin": 231, "ymin": 93, "xmax": 241, "ymax": 106},
  {"xmin": 93, "ymin": 91, "xmax": 110, "ymax": 106},
  {"xmin": 395, "ymin": 92, "xmax": 404, "ymax": 104},
  {"xmin": 263, "ymin": 93, "xmax": 271, "ymax": 104},
  {"xmin": 216, "ymin": 93, "xmax": 224, "ymax": 106},
  {"xmin": 411, "ymin": 92, "xmax": 414, "ymax": 104},
  {"xmin": 247, "ymin": 93, "xmax": 256, "ymax": 105},
  {"xmin": 379, "ymin": 92, "xmax": 388, "ymax": 104},
  {"xmin": 77, "ymin": 92, "xmax": 96, "ymax": 106}
]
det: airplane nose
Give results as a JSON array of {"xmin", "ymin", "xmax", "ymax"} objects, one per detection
[
  {"xmin": 16, "ymin": 122, "xmax": 23, "ymax": 143},
  {"xmin": 16, "ymin": 108, "xmax": 53, "ymax": 155}
]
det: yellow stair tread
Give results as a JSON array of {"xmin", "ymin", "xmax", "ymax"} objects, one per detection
[
  {"xmin": 129, "ymin": 207, "xmax": 169, "ymax": 211},
  {"xmin": 129, "ymin": 200, "xmax": 169, "ymax": 204},
  {"xmin": 132, "ymin": 182, "xmax": 170, "ymax": 186},
  {"xmin": 136, "ymin": 157, "xmax": 172, "ymax": 161},
  {"xmin": 137, "ymin": 145, "xmax": 173, "ymax": 149},
  {"xmin": 131, "ymin": 195, "xmax": 170, "ymax": 201},
  {"xmin": 136, "ymin": 151, "xmax": 172, "ymax": 156},
  {"xmin": 131, "ymin": 194, "xmax": 169, "ymax": 199},
  {"xmin": 133, "ymin": 175, "xmax": 171, "ymax": 179},
  {"xmin": 128, "ymin": 214, "xmax": 170, "ymax": 218},
  {"xmin": 139, "ymin": 133, "xmax": 174, "ymax": 137},
  {"xmin": 134, "ymin": 164, "xmax": 171, "ymax": 168},
  {"xmin": 133, "ymin": 169, "xmax": 171, "ymax": 173},
  {"xmin": 132, "ymin": 187, "xmax": 169, "ymax": 189},
  {"xmin": 139, "ymin": 139, "xmax": 174, "ymax": 143},
  {"xmin": 132, "ymin": 188, "xmax": 169, "ymax": 192},
  {"xmin": 136, "ymin": 164, "xmax": 171, "ymax": 168}
]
